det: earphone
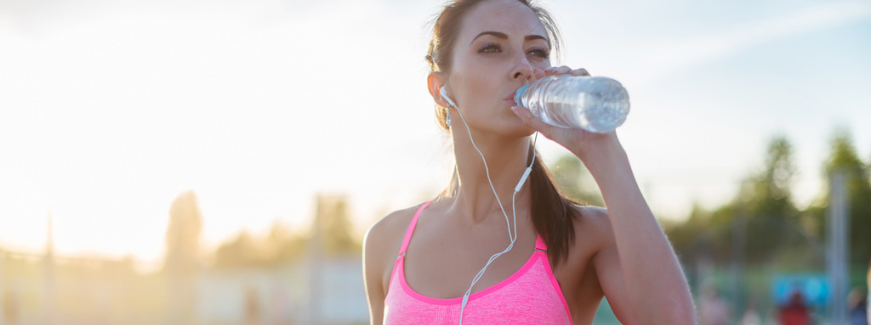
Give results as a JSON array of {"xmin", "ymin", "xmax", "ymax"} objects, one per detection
[
  {"xmin": 439, "ymin": 86, "xmax": 458, "ymax": 110},
  {"xmin": 439, "ymin": 85, "xmax": 536, "ymax": 324}
]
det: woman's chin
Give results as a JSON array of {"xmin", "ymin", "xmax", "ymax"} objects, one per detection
[
  {"xmin": 462, "ymin": 113, "xmax": 536, "ymax": 138},
  {"xmin": 495, "ymin": 120, "xmax": 537, "ymax": 138}
]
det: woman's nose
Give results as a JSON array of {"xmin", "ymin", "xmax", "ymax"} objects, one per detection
[{"xmin": 511, "ymin": 53, "xmax": 533, "ymax": 81}]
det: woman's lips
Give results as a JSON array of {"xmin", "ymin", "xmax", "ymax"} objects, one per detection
[{"xmin": 504, "ymin": 92, "xmax": 518, "ymax": 106}]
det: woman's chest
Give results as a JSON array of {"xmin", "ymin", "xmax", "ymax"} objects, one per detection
[{"xmin": 402, "ymin": 226, "xmax": 539, "ymax": 299}]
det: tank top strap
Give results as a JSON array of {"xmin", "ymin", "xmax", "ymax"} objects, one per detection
[
  {"xmin": 398, "ymin": 200, "xmax": 433, "ymax": 256},
  {"xmin": 535, "ymin": 235, "xmax": 548, "ymax": 251}
]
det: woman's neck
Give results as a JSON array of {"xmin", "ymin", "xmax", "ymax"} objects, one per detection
[{"xmin": 446, "ymin": 128, "xmax": 533, "ymax": 224}]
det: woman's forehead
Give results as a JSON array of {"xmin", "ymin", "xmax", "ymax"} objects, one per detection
[{"xmin": 458, "ymin": 0, "xmax": 547, "ymax": 43}]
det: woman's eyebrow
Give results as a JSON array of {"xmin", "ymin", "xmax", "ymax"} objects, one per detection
[{"xmin": 470, "ymin": 31, "xmax": 548, "ymax": 45}]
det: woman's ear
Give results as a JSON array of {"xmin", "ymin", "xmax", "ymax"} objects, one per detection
[{"xmin": 427, "ymin": 72, "xmax": 448, "ymax": 108}]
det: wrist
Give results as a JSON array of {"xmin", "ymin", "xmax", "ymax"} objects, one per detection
[
  {"xmin": 571, "ymin": 135, "xmax": 638, "ymax": 208},
  {"xmin": 570, "ymin": 133, "xmax": 626, "ymax": 172}
]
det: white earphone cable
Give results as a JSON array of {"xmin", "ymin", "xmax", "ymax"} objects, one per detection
[{"xmin": 440, "ymin": 87, "xmax": 537, "ymax": 324}]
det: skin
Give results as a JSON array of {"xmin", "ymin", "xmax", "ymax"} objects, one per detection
[{"xmin": 363, "ymin": 0, "xmax": 696, "ymax": 324}]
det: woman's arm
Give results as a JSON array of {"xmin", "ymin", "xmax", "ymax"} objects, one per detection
[
  {"xmin": 511, "ymin": 69, "xmax": 695, "ymax": 322},
  {"xmin": 578, "ymin": 136, "xmax": 695, "ymax": 324},
  {"xmin": 363, "ymin": 209, "xmax": 414, "ymax": 325},
  {"xmin": 363, "ymin": 221, "xmax": 388, "ymax": 325},
  {"xmin": 575, "ymin": 206, "xmax": 639, "ymax": 324}
]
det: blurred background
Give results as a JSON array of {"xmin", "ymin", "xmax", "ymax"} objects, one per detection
[{"xmin": 1, "ymin": 0, "xmax": 869, "ymax": 324}]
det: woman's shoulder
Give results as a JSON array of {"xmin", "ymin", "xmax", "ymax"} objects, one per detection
[
  {"xmin": 550, "ymin": 204, "xmax": 613, "ymax": 293},
  {"xmin": 363, "ymin": 202, "xmax": 427, "ymax": 261},
  {"xmin": 363, "ymin": 202, "xmax": 428, "ymax": 298},
  {"xmin": 569, "ymin": 204, "xmax": 614, "ymax": 253},
  {"xmin": 366, "ymin": 203, "xmax": 426, "ymax": 240}
]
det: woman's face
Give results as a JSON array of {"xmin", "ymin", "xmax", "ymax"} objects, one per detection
[{"xmin": 444, "ymin": 0, "xmax": 551, "ymax": 136}]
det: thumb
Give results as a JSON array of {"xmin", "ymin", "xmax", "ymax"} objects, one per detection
[{"xmin": 511, "ymin": 106, "xmax": 552, "ymax": 133}]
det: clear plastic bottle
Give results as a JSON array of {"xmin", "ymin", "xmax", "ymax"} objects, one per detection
[{"xmin": 514, "ymin": 75, "xmax": 630, "ymax": 133}]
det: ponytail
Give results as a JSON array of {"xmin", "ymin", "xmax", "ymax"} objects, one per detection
[{"xmin": 528, "ymin": 147, "xmax": 583, "ymax": 269}]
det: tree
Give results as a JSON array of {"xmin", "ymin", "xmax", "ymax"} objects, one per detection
[
  {"xmin": 313, "ymin": 195, "xmax": 360, "ymax": 255},
  {"xmin": 213, "ymin": 231, "xmax": 261, "ymax": 269},
  {"xmin": 746, "ymin": 135, "xmax": 799, "ymax": 217},
  {"xmin": 212, "ymin": 222, "xmax": 307, "ymax": 269},
  {"xmin": 667, "ymin": 204, "xmax": 723, "ymax": 263},
  {"xmin": 266, "ymin": 221, "xmax": 307, "ymax": 262},
  {"xmin": 163, "ymin": 190, "xmax": 203, "ymax": 323},
  {"xmin": 739, "ymin": 135, "xmax": 803, "ymax": 264},
  {"xmin": 164, "ymin": 190, "xmax": 202, "ymax": 274},
  {"xmin": 549, "ymin": 154, "xmax": 604, "ymax": 207},
  {"xmin": 666, "ymin": 135, "xmax": 807, "ymax": 266},
  {"xmin": 809, "ymin": 130, "xmax": 871, "ymax": 266}
]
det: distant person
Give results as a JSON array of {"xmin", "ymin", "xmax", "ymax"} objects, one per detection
[
  {"xmin": 848, "ymin": 287, "xmax": 868, "ymax": 325},
  {"xmin": 778, "ymin": 290, "xmax": 811, "ymax": 325},
  {"xmin": 739, "ymin": 298, "xmax": 762, "ymax": 325},
  {"xmin": 246, "ymin": 286, "xmax": 260, "ymax": 325},
  {"xmin": 362, "ymin": 0, "xmax": 694, "ymax": 324},
  {"xmin": 699, "ymin": 285, "xmax": 731, "ymax": 325},
  {"xmin": 2, "ymin": 290, "xmax": 19, "ymax": 324},
  {"xmin": 270, "ymin": 287, "xmax": 292, "ymax": 325}
]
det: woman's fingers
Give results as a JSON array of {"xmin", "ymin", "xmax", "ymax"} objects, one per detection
[
  {"xmin": 514, "ymin": 104, "xmax": 594, "ymax": 149},
  {"xmin": 545, "ymin": 66, "xmax": 570, "ymax": 75},
  {"xmin": 544, "ymin": 66, "xmax": 589, "ymax": 77},
  {"xmin": 570, "ymin": 68, "xmax": 589, "ymax": 76},
  {"xmin": 511, "ymin": 106, "xmax": 551, "ymax": 135}
]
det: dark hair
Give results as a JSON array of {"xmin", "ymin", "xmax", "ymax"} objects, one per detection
[{"xmin": 428, "ymin": 0, "xmax": 581, "ymax": 269}]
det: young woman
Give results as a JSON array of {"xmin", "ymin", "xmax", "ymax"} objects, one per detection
[{"xmin": 363, "ymin": 0, "xmax": 695, "ymax": 324}]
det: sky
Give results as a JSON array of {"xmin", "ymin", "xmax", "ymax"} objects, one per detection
[{"xmin": 1, "ymin": 0, "xmax": 869, "ymax": 270}]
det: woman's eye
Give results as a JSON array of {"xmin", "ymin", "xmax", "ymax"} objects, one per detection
[
  {"xmin": 479, "ymin": 44, "xmax": 501, "ymax": 53},
  {"xmin": 529, "ymin": 48, "xmax": 549, "ymax": 58}
]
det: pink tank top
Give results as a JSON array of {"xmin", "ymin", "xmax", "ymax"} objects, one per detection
[{"xmin": 383, "ymin": 200, "xmax": 574, "ymax": 324}]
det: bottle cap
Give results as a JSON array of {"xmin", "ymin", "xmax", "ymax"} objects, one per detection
[{"xmin": 514, "ymin": 85, "xmax": 529, "ymax": 107}]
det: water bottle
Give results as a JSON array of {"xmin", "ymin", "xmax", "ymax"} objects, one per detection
[{"xmin": 514, "ymin": 74, "xmax": 630, "ymax": 133}]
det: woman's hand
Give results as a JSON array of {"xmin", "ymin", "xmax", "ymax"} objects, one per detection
[{"xmin": 511, "ymin": 66, "xmax": 619, "ymax": 162}]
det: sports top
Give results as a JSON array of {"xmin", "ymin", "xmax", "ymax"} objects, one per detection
[{"xmin": 383, "ymin": 200, "xmax": 574, "ymax": 324}]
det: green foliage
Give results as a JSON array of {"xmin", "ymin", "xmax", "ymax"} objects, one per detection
[
  {"xmin": 824, "ymin": 129, "xmax": 868, "ymax": 176},
  {"xmin": 667, "ymin": 204, "xmax": 722, "ymax": 263},
  {"xmin": 667, "ymin": 135, "xmax": 812, "ymax": 267},
  {"xmin": 814, "ymin": 130, "xmax": 871, "ymax": 265},
  {"xmin": 315, "ymin": 195, "xmax": 361, "ymax": 255},
  {"xmin": 743, "ymin": 135, "xmax": 800, "ymax": 219},
  {"xmin": 212, "ymin": 222, "xmax": 307, "ymax": 269},
  {"xmin": 548, "ymin": 154, "xmax": 604, "ymax": 207},
  {"xmin": 667, "ymin": 130, "xmax": 871, "ymax": 270},
  {"xmin": 210, "ymin": 195, "xmax": 361, "ymax": 269}
]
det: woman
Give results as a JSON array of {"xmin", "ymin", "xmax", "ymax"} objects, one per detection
[{"xmin": 363, "ymin": 0, "xmax": 695, "ymax": 324}]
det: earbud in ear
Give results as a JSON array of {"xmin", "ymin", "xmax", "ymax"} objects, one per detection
[{"xmin": 439, "ymin": 86, "xmax": 457, "ymax": 108}]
